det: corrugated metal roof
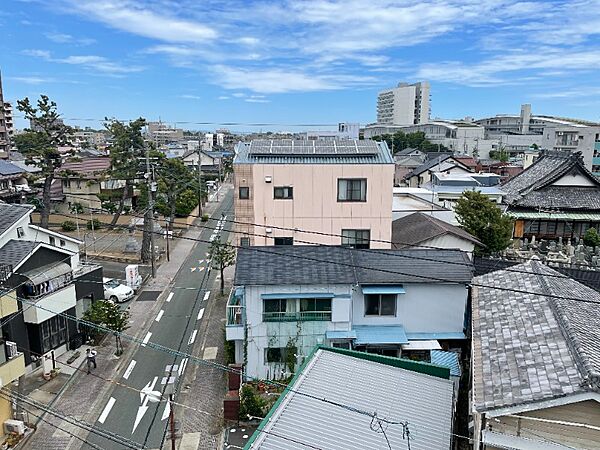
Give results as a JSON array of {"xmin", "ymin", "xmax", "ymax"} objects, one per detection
[
  {"xmin": 507, "ymin": 211, "xmax": 600, "ymax": 220},
  {"xmin": 22, "ymin": 261, "xmax": 71, "ymax": 285},
  {"xmin": 248, "ymin": 348, "xmax": 454, "ymax": 450},
  {"xmin": 430, "ymin": 351, "xmax": 461, "ymax": 377},
  {"xmin": 353, "ymin": 325, "xmax": 408, "ymax": 345}
]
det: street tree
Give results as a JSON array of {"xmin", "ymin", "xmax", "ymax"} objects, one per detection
[
  {"xmin": 455, "ymin": 190, "xmax": 514, "ymax": 255},
  {"xmin": 15, "ymin": 95, "xmax": 73, "ymax": 227},
  {"xmin": 82, "ymin": 300, "xmax": 131, "ymax": 356},
  {"xmin": 209, "ymin": 238, "xmax": 236, "ymax": 294}
]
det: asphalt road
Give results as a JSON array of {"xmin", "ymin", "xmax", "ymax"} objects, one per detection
[{"xmin": 83, "ymin": 192, "xmax": 233, "ymax": 450}]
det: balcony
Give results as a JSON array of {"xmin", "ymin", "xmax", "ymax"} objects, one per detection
[
  {"xmin": 263, "ymin": 311, "xmax": 332, "ymax": 322},
  {"xmin": 226, "ymin": 287, "xmax": 245, "ymax": 341},
  {"xmin": 0, "ymin": 289, "xmax": 18, "ymax": 319},
  {"xmin": 0, "ymin": 352, "xmax": 25, "ymax": 386},
  {"xmin": 23, "ymin": 284, "xmax": 77, "ymax": 324}
]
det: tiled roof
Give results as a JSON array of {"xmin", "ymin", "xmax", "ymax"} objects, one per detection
[
  {"xmin": 511, "ymin": 186, "xmax": 600, "ymax": 210},
  {"xmin": 58, "ymin": 157, "xmax": 111, "ymax": 177},
  {"xmin": 0, "ymin": 240, "xmax": 39, "ymax": 269},
  {"xmin": 391, "ymin": 212, "xmax": 482, "ymax": 248},
  {"xmin": 0, "ymin": 160, "xmax": 25, "ymax": 176},
  {"xmin": 472, "ymin": 260, "xmax": 600, "ymax": 413},
  {"xmin": 394, "ymin": 147, "xmax": 423, "ymax": 157},
  {"xmin": 0, "ymin": 203, "xmax": 32, "ymax": 237},
  {"xmin": 234, "ymin": 246, "xmax": 473, "ymax": 286},
  {"xmin": 247, "ymin": 347, "xmax": 454, "ymax": 450}
]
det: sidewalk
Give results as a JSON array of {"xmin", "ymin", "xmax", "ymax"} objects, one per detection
[{"xmin": 19, "ymin": 187, "xmax": 231, "ymax": 450}]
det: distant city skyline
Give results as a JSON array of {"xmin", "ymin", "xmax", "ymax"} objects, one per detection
[{"xmin": 1, "ymin": 0, "xmax": 599, "ymax": 131}]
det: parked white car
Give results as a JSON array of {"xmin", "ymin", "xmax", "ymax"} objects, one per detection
[{"xmin": 103, "ymin": 278, "xmax": 134, "ymax": 303}]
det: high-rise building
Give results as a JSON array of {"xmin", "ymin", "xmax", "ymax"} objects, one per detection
[
  {"xmin": 377, "ymin": 81, "xmax": 430, "ymax": 125},
  {"xmin": 0, "ymin": 72, "xmax": 10, "ymax": 159}
]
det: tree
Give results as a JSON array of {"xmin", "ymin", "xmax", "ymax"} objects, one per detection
[
  {"xmin": 454, "ymin": 190, "xmax": 514, "ymax": 255},
  {"xmin": 154, "ymin": 158, "xmax": 199, "ymax": 220},
  {"xmin": 372, "ymin": 131, "xmax": 447, "ymax": 153},
  {"xmin": 583, "ymin": 228, "xmax": 600, "ymax": 247},
  {"xmin": 104, "ymin": 118, "xmax": 146, "ymax": 227},
  {"xmin": 15, "ymin": 95, "xmax": 73, "ymax": 227},
  {"xmin": 209, "ymin": 238, "xmax": 236, "ymax": 294},
  {"xmin": 239, "ymin": 384, "xmax": 266, "ymax": 420},
  {"xmin": 82, "ymin": 300, "xmax": 131, "ymax": 356}
]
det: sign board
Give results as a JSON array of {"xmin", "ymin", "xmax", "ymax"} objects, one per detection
[{"xmin": 126, "ymin": 265, "xmax": 141, "ymax": 291}]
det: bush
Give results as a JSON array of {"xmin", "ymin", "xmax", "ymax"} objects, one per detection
[
  {"xmin": 239, "ymin": 384, "xmax": 266, "ymax": 420},
  {"xmin": 61, "ymin": 220, "xmax": 77, "ymax": 232},
  {"xmin": 224, "ymin": 335, "xmax": 236, "ymax": 365},
  {"xmin": 584, "ymin": 228, "xmax": 600, "ymax": 247},
  {"xmin": 87, "ymin": 218, "xmax": 102, "ymax": 230},
  {"xmin": 201, "ymin": 214, "xmax": 209, "ymax": 222}
]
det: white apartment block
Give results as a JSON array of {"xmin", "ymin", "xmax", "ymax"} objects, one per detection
[{"xmin": 377, "ymin": 82, "xmax": 430, "ymax": 125}]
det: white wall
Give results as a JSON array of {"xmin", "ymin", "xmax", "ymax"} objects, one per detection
[{"xmin": 420, "ymin": 235, "xmax": 475, "ymax": 256}]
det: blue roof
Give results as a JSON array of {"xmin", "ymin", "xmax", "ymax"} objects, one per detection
[
  {"xmin": 353, "ymin": 325, "xmax": 408, "ymax": 345},
  {"xmin": 361, "ymin": 285, "xmax": 406, "ymax": 295},
  {"xmin": 430, "ymin": 350, "xmax": 461, "ymax": 377},
  {"xmin": 0, "ymin": 160, "xmax": 24, "ymax": 176},
  {"xmin": 325, "ymin": 330, "xmax": 357, "ymax": 339},
  {"xmin": 405, "ymin": 332, "xmax": 466, "ymax": 340}
]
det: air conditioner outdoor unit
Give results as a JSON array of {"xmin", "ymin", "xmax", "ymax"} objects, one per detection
[
  {"xmin": 5, "ymin": 341, "xmax": 18, "ymax": 359},
  {"xmin": 4, "ymin": 419, "xmax": 25, "ymax": 435}
]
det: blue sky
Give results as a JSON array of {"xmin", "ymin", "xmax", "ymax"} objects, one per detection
[{"xmin": 1, "ymin": 0, "xmax": 600, "ymax": 132}]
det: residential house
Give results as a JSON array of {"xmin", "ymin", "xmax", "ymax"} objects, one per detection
[
  {"xmin": 181, "ymin": 149, "xmax": 220, "ymax": 174},
  {"xmin": 56, "ymin": 157, "xmax": 112, "ymax": 212},
  {"xmin": 392, "ymin": 187, "xmax": 456, "ymax": 223},
  {"xmin": 393, "ymin": 148, "xmax": 426, "ymax": 185},
  {"xmin": 405, "ymin": 154, "xmax": 473, "ymax": 188},
  {"xmin": 425, "ymin": 172, "xmax": 505, "ymax": 207},
  {"xmin": 472, "ymin": 260, "xmax": 600, "ymax": 449},
  {"xmin": 233, "ymin": 139, "xmax": 394, "ymax": 247},
  {"xmin": 227, "ymin": 246, "xmax": 472, "ymax": 379},
  {"xmin": 0, "ymin": 160, "xmax": 30, "ymax": 203},
  {"xmin": 502, "ymin": 150, "xmax": 600, "ymax": 240},
  {"xmin": 391, "ymin": 212, "xmax": 481, "ymax": 255},
  {"xmin": 244, "ymin": 346, "xmax": 455, "ymax": 450}
]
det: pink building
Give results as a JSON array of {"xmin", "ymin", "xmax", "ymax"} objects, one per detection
[{"xmin": 233, "ymin": 139, "xmax": 394, "ymax": 248}]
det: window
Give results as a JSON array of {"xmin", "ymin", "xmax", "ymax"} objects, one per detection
[
  {"xmin": 16, "ymin": 227, "xmax": 24, "ymax": 238},
  {"xmin": 341, "ymin": 229, "xmax": 370, "ymax": 249},
  {"xmin": 265, "ymin": 346, "xmax": 297, "ymax": 363},
  {"xmin": 332, "ymin": 342, "xmax": 351, "ymax": 350},
  {"xmin": 240, "ymin": 237, "xmax": 250, "ymax": 247},
  {"xmin": 274, "ymin": 186, "xmax": 293, "ymax": 199},
  {"xmin": 60, "ymin": 239, "xmax": 66, "ymax": 247},
  {"xmin": 41, "ymin": 315, "xmax": 68, "ymax": 353},
  {"xmin": 263, "ymin": 297, "xmax": 332, "ymax": 322},
  {"xmin": 63, "ymin": 179, "xmax": 71, "ymax": 188},
  {"xmin": 49, "ymin": 236, "xmax": 56, "ymax": 246},
  {"xmin": 274, "ymin": 237, "xmax": 293, "ymax": 245},
  {"xmin": 365, "ymin": 294, "xmax": 397, "ymax": 316},
  {"xmin": 337, "ymin": 178, "xmax": 367, "ymax": 202},
  {"xmin": 239, "ymin": 186, "xmax": 249, "ymax": 199}
]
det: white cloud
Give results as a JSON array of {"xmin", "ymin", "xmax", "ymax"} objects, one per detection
[
  {"xmin": 22, "ymin": 49, "xmax": 51, "ymax": 58},
  {"xmin": 8, "ymin": 76, "xmax": 55, "ymax": 85},
  {"xmin": 245, "ymin": 98, "xmax": 270, "ymax": 103},
  {"xmin": 22, "ymin": 49, "xmax": 144, "ymax": 75},
  {"xmin": 45, "ymin": 32, "xmax": 96, "ymax": 45},
  {"xmin": 179, "ymin": 94, "xmax": 201, "ymax": 100},
  {"xmin": 218, "ymin": 95, "xmax": 230, "ymax": 100},
  {"xmin": 231, "ymin": 93, "xmax": 246, "ymax": 98}
]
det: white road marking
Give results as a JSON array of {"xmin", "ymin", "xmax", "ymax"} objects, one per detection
[
  {"xmin": 161, "ymin": 401, "xmax": 170, "ymax": 421},
  {"xmin": 203, "ymin": 347, "xmax": 218, "ymax": 360},
  {"xmin": 98, "ymin": 397, "xmax": 116, "ymax": 424},
  {"xmin": 198, "ymin": 259, "xmax": 204, "ymax": 265},
  {"xmin": 188, "ymin": 330, "xmax": 198, "ymax": 345},
  {"xmin": 123, "ymin": 360, "xmax": 136, "ymax": 380},
  {"xmin": 203, "ymin": 291, "xmax": 210, "ymax": 301},
  {"xmin": 142, "ymin": 332, "xmax": 152, "ymax": 347},
  {"xmin": 155, "ymin": 310, "xmax": 164, "ymax": 322},
  {"xmin": 178, "ymin": 358, "xmax": 188, "ymax": 376},
  {"xmin": 133, "ymin": 377, "xmax": 158, "ymax": 434},
  {"xmin": 198, "ymin": 266, "xmax": 205, "ymax": 272},
  {"xmin": 197, "ymin": 308, "xmax": 205, "ymax": 320},
  {"xmin": 166, "ymin": 292, "xmax": 174, "ymax": 302},
  {"xmin": 190, "ymin": 267, "xmax": 196, "ymax": 272}
]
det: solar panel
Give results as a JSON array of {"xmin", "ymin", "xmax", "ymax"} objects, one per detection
[{"xmin": 248, "ymin": 139, "xmax": 380, "ymax": 156}]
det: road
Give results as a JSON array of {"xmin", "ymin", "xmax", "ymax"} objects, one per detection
[{"xmin": 84, "ymin": 191, "xmax": 233, "ymax": 450}]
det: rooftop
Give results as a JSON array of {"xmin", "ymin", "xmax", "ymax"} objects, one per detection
[
  {"xmin": 0, "ymin": 160, "xmax": 25, "ymax": 176},
  {"xmin": 246, "ymin": 346, "xmax": 454, "ymax": 450},
  {"xmin": 0, "ymin": 203, "xmax": 33, "ymax": 238},
  {"xmin": 234, "ymin": 246, "xmax": 473, "ymax": 286},
  {"xmin": 472, "ymin": 260, "xmax": 600, "ymax": 413},
  {"xmin": 234, "ymin": 139, "xmax": 393, "ymax": 164},
  {"xmin": 392, "ymin": 212, "xmax": 482, "ymax": 248},
  {"xmin": 0, "ymin": 240, "xmax": 39, "ymax": 270},
  {"xmin": 58, "ymin": 157, "xmax": 111, "ymax": 177}
]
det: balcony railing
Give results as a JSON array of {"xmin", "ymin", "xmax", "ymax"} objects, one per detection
[
  {"xmin": 263, "ymin": 311, "xmax": 332, "ymax": 322},
  {"xmin": 226, "ymin": 287, "xmax": 245, "ymax": 327}
]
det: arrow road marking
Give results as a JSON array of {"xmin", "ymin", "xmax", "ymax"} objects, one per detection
[
  {"xmin": 123, "ymin": 360, "xmax": 136, "ymax": 380},
  {"xmin": 142, "ymin": 332, "xmax": 152, "ymax": 347},
  {"xmin": 198, "ymin": 259, "xmax": 204, "ymax": 265},
  {"xmin": 155, "ymin": 310, "xmax": 164, "ymax": 322},
  {"xmin": 198, "ymin": 266, "xmax": 205, "ymax": 272},
  {"xmin": 161, "ymin": 401, "xmax": 170, "ymax": 421},
  {"xmin": 188, "ymin": 330, "xmax": 198, "ymax": 345},
  {"xmin": 98, "ymin": 397, "xmax": 116, "ymax": 424},
  {"xmin": 133, "ymin": 377, "xmax": 158, "ymax": 433},
  {"xmin": 178, "ymin": 358, "xmax": 188, "ymax": 376},
  {"xmin": 190, "ymin": 267, "xmax": 196, "ymax": 272},
  {"xmin": 166, "ymin": 292, "xmax": 174, "ymax": 302},
  {"xmin": 203, "ymin": 291, "xmax": 210, "ymax": 301},
  {"xmin": 197, "ymin": 308, "xmax": 205, "ymax": 321}
]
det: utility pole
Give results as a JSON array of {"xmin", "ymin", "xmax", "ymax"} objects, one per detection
[
  {"xmin": 196, "ymin": 149, "xmax": 203, "ymax": 216},
  {"xmin": 146, "ymin": 146, "xmax": 156, "ymax": 278}
]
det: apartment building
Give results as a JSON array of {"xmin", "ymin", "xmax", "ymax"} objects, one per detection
[
  {"xmin": 233, "ymin": 139, "xmax": 394, "ymax": 248},
  {"xmin": 0, "ymin": 73, "xmax": 9, "ymax": 159},
  {"xmin": 377, "ymin": 81, "xmax": 430, "ymax": 125},
  {"xmin": 147, "ymin": 121, "xmax": 184, "ymax": 148}
]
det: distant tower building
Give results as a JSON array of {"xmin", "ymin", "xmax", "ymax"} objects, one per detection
[
  {"xmin": 0, "ymin": 72, "xmax": 9, "ymax": 159},
  {"xmin": 377, "ymin": 81, "xmax": 430, "ymax": 125}
]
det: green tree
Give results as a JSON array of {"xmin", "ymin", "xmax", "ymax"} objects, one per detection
[
  {"xmin": 454, "ymin": 190, "xmax": 514, "ymax": 255},
  {"xmin": 239, "ymin": 384, "xmax": 266, "ymax": 420},
  {"xmin": 154, "ymin": 158, "xmax": 199, "ymax": 220},
  {"xmin": 372, "ymin": 131, "xmax": 447, "ymax": 153},
  {"xmin": 209, "ymin": 238, "xmax": 236, "ymax": 294},
  {"xmin": 15, "ymin": 95, "xmax": 74, "ymax": 227},
  {"xmin": 583, "ymin": 228, "xmax": 600, "ymax": 247},
  {"xmin": 82, "ymin": 300, "xmax": 131, "ymax": 356}
]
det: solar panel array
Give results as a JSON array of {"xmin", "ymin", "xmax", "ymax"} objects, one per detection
[{"xmin": 248, "ymin": 139, "xmax": 380, "ymax": 156}]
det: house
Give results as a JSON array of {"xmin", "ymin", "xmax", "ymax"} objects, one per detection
[
  {"xmin": 425, "ymin": 172, "xmax": 505, "ymax": 207},
  {"xmin": 181, "ymin": 149, "xmax": 220, "ymax": 173},
  {"xmin": 472, "ymin": 260, "xmax": 600, "ymax": 449},
  {"xmin": 244, "ymin": 346, "xmax": 455, "ymax": 450},
  {"xmin": 233, "ymin": 139, "xmax": 394, "ymax": 247},
  {"xmin": 392, "ymin": 187, "xmax": 456, "ymax": 223},
  {"xmin": 0, "ymin": 160, "xmax": 30, "ymax": 203},
  {"xmin": 393, "ymin": 148, "xmax": 426, "ymax": 185},
  {"xmin": 391, "ymin": 212, "xmax": 482, "ymax": 255},
  {"xmin": 227, "ymin": 246, "xmax": 472, "ymax": 379},
  {"xmin": 0, "ymin": 204, "xmax": 103, "ymax": 371},
  {"xmin": 56, "ymin": 157, "xmax": 112, "ymax": 211},
  {"xmin": 405, "ymin": 154, "xmax": 473, "ymax": 188},
  {"xmin": 502, "ymin": 150, "xmax": 600, "ymax": 240}
]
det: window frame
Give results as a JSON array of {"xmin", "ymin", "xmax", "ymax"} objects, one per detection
[
  {"xmin": 238, "ymin": 186, "xmax": 250, "ymax": 200},
  {"xmin": 364, "ymin": 293, "xmax": 397, "ymax": 317},
  {"xmin": 240, "ymin": 237, "xmax": 250, "ymax": 247},
  {"xmin": 273, "ymin": 237, "xmax": 294, "ymax": 246},
  {"xmin": 273, "ymin": 186, "xmax": 293, "ymax": 200},
  {"xmin": 341, "ymin": 229, "xmax": 371, "ymax": 249},
  {"xmin": 337, "ymin": 178, "xmax": 367, "ymax": 202}
]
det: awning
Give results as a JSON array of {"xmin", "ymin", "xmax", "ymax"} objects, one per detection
[
  {"xmin": 353, "ymin": 325, "xmax": 408, "ymax": 345},
  {"xmin": 261, "ymin": 292, "xmax": 334, "ymax": 299},
  {"xmin": 430, "ymin": 350, "xmax": 461, "ymax": 377},
  {"xmin": 22, "ymin": 262, "xmax": 72, "ymax": 285},
  {"xmin": 361, "ymin": 285, "xmax": 405, "ymax": 295},
  {"xmin": 326, "ymin": 330, "xmax": 357, "ymax": 340},
  {"xmin": 405, "ymin": 332, "xmax": 466, "ymax": 340},
  {"xmin": 401, "ymin": 340, "xmax": 441, "ymax": 351}
]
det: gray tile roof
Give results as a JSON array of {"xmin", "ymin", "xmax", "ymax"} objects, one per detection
[
  {"xmin": 502, "ymin": 150, "xmax": 600, "ymax": 208},
  {"xmin": 0, "ymin": 160, "xmax": 24, "ymax": 176},
  {"xmin": 472, "ymin": 260, "xmax": 600, "ymax": 413},
  {"xmin": 0, "ymin": 203, "xmax": 33, "ymax": 237},
  {"xmin": 0, "ymin": 240, "xmax": 40, "ymax": 269},
  {"xmin": 248, "ymin": 348, "xmax": 454, "ymax": 450},
  {"xmin": 234, "ymin": 246, "xmax": 473, "ymax": 286},
  {"xmin": 392, "ymin": 212, "xmax": 482, "ymax": 248}
]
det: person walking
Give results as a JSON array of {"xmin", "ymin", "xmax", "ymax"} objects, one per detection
[{"xmin": 86, "ymin": 348, "xmax": 97, "ymax": 374}]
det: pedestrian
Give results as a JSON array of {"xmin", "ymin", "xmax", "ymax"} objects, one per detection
[{"xmin": 86, "ymin": 348, "xmax": 97, "ymax": 374}]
